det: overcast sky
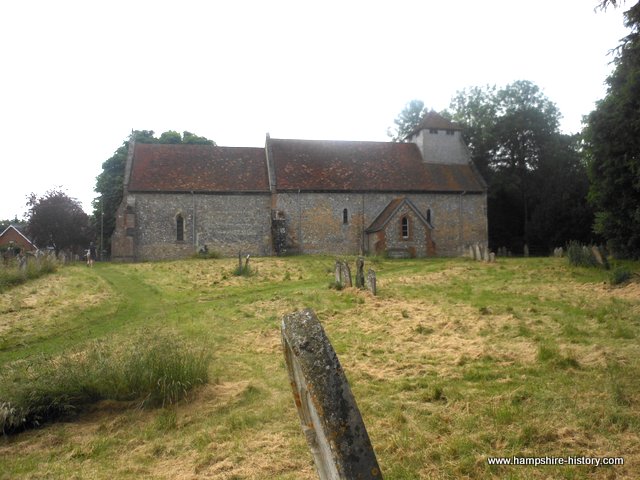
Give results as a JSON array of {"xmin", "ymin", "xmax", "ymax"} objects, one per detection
[{"xmin": 0, "ymin": 0, "xmax": 630, "ymax": 220}]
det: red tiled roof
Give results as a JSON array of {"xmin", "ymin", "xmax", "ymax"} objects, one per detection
[
  {"xmin": 269, "ymin": 138, "xmax": 484, "ymax": 192},
  {"xmin": 417, "ymin": 111, "xmax": 461, "ymax": 131},
  {"xmin": 128, "ymin": 144, "xmax": 269, "ymax": 192}
]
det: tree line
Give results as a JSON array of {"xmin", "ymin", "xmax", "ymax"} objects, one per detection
[{"xmin": 388, "ymin": 1, "xmax": 640, "ymax": 258}]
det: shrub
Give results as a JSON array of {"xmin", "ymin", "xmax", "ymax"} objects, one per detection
[
  {"xmin": 610, "ymin": 266, "xmax": 632, "ymax": 285},
  {"xmin": 0, "ymin": 331, "xmax": 210, "ymax": 434},
  {"xmin": 566, "ymin": 241, "xmax": 597, "ymax": 268}
]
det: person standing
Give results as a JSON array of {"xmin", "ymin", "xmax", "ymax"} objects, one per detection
[{"xmin": 88, "ymin": 242, "xmax": 97, "ymax": 267}]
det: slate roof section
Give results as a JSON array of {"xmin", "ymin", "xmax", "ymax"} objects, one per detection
[
  {"xmin": 128, "ymin": 144, "xmax": 269, "ymax": 193},
  {"xmin": 269, "ymin": 138, "xmax": 485, "ymax": 193},
  {"xmin": 366, "ymin": 197, "xmax": 431, "ymax": 233}
]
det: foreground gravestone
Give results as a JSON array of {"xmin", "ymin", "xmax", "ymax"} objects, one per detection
[{"xmin": 281, "ymin": 309, "xmax": 382, "ymax": 479}]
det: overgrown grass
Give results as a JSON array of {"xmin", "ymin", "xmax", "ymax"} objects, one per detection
[
  {"xmin": 0, "ymin": 331, "xmax": 210, "ymax": 434},
  {"xmin": 0, "ymin": 256, "xmax": 57, "ymax": 292},
  {"xmin": 0, "ymin": 256, "xmax": 639, "ymax": 478}
]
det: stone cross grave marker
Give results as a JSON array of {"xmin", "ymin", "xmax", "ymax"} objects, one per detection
[{"xmin": 281, "ymin": 309, "xmax": 383, "ymax": 479}]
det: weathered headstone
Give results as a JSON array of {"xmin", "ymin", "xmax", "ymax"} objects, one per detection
[
  {"xmin": 334, "ymin": 260, "xmax": 342, "ymax": 284},
  {"xmin": 340, "ymin": 261, "xmax": 352, "ymax": 288},
  {"xmin": 469, "ymin": 246, "xmax": 475, "ymax": 259},
  {"xmin": 489, "ymin": 252, "xmax": 495, "ymax": 263},
  {"xmin": 591, "ymin": 246, "xmax": 604, "ymax": 266},
  {"xmin": 473, "ymin": 244, "xmax": 481, "ymax": 261},
  {"xmin": 355, "ymin": 257, "xmax": 365, "ymax": 289},
  {"xmin": 524, "ymin": 244, "xmax": 529, "ymax": 257},
  {"xmin": 281, "ymin": 309, "xmax": 383, "ymax": 479},
  {"xmin": 366, "ymin": 269, "xmax": 377, "ymax": 296},
  {"xmin": 18, "ymin": 254, "xmax": 27, "ymax": 271}
]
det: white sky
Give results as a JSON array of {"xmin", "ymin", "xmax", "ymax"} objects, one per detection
[{"xmin": 0, "ymin": 0, "xmax": 630, "ymax": 220}]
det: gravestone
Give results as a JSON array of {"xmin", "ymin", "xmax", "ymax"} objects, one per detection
[
  {"xmin": 340, "ymin": 261, "xmax": 352, "ymax": 287},
  {"xmin": 591, "ymin": 246, "xmax": 604, "ymax": 266},
  {"xmin": 355, "ymin": 257, "xmax": 365, "ymax": 289},
  {"xmin": 366, "ymin": 269, "xmax": 377, "ymax": 296},
  {"xmin": 281, "ymin": 309, "xmax": 383, "ymax": 479},
  {"xmin": 489, "ymin": 252, "xmax": 495, "ymax": 263},
  {"xmin": 473, "ymin": 244, "xmax": 481, "ymax": 261},
  {"xmin": 524, "ymin": 244, "xmax": 529, "ymax": 257},
  {"xmin": 334, "ymin": 261, "xmax": 342, "ymax": 284}
]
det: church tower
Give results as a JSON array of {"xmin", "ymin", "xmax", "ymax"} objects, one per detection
[{"xmin": 405, "ymin": 111, "xmax": 470, "ymax": 165}]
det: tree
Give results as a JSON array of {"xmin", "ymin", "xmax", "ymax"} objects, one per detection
[
  {"xmin": 26, "ymin": 189, "xmax": 93, "ymax": 254},
  {"xmin": 584, "ymin": 1, "xmax": 640, "ymax": 258},
  {"xmin": 93, "ymin": 130, "xmax": 215, "ymax": 255},
  {"xmin": 446, "ymin": 81, "xmax": 594, "ymax": 253},
  {"xmin": 388, "ymin": 100, "xmax": 428, "ymax": 142}
]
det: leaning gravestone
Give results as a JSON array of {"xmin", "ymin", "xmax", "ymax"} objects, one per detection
[
  {"xmin": 591, "ymin": 245, "xmax": 605, "ymax": 267},
  {"xmin": 281, "ymin": 309, "xmax": 382, "ymax": 479},
  {"xmin": 473, "ymin": 244, "xmax": 481, "ymax": 261},
  {"xmin": 366, "ymin": 269, "xmax": 377, "ymax": 296}
]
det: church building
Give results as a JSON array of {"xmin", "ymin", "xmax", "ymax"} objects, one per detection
[{"xmin": 111, "ymin": 112, "xmax": 487, "ymax": 261}]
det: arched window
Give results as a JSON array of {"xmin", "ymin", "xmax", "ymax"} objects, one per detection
[
  {"xmin": 343, "ymin": 208, "xmax": 348, "ymax": 225},
  {"xmin": 426, "ymin": 208, "xmax": 432, "ymax": 224},
  {"xmin": 176, "ymin": 214, "xmax": 184, "ymax": 242},
  {"xmin": 401, "ymin": 216, "xmax": 409, "ymax": 239}
]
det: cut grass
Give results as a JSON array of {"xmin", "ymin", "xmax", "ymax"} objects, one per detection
[{"xmin": 0, "ymin": 256, "xmax": 638, "ymax": 479}]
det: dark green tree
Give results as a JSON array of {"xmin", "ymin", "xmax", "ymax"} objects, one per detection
[
  {"xmin": 447, "ymin": 81, "xmax": 593, "ymax": 253},
  {"xmin": 26, "ymin": 189, "xmax": 93, "ymax": 254},
  {"xmin": 93, "ymin": 130, "xmax": 215, "ymax": 255},
  {"xmin": 584, "ymin": 2, "xmax": 640, "ymax": 258}
]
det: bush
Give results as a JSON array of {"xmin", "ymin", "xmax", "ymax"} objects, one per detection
[
  {"xmin": 610, "ymin": 266, "xmax": 632, "ymax": 285},
  {"xmin": 566, "ymin": 241, "xmax": 597, "ymax": 268},
  {"xmin": 0, "ymin": 331, "xmax": 210, "ymax": 434}
]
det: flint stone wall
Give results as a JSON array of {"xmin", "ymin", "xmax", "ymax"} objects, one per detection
[
  {"xmin": 275, "ymin": 192, "xmax": 486, "ymax": 257},
  {"xmin": 129, "ymin": 193, "xmax": 272, "ymax": 261}
]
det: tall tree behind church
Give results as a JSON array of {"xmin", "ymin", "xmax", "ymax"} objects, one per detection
[
  {"xmin": 448, "ymin": 81, "xmax": 594, "ymax": 253},
  {"xmin": 93, "ymin": 131, "xmax": 215, "ymax": 256},
  {"xmin": 584, "ymin": 1, "xmax": 640, "ymax": 258}
]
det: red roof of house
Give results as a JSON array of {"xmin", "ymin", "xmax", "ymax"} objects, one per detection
[
  {"xmin": 269, "ymin": 138, "xmax": 484, "ymax": 192},
  {"xmin": 128, "ymin": 144, "xmax": 270, "ymax": 192}
]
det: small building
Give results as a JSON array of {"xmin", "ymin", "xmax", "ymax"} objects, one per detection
[
  {"xmin": 112, "ymin": 112, "xmax": 488, "ymax": 261},
  {"xmin": 0, "ymin": 225, "xmax": 37, "ymax": 253}
]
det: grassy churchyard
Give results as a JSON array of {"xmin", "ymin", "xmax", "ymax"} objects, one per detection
[{"xmin": 0, "ymin": 256, "xmax": 639, "ymax": 479}]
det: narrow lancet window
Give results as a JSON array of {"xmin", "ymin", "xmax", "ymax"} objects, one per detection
[
  {"xmin": 401, "ymin": 216, "xmax": 409, "ymax": 239},
  {"xmin": 343, "ymin": 208, "xmax": 348, "ymax": 224},
  {"xmin": 176, "ymin": 214, "xmax": 184, "ymax": 241}
]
